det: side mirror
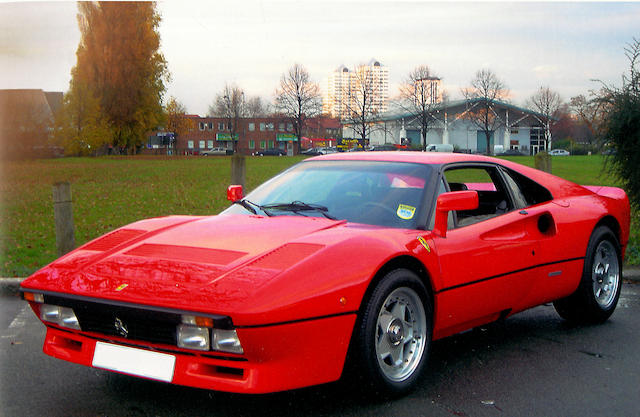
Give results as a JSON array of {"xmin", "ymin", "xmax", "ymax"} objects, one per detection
[
  {"xmin": 433, "ymin": 191, "xmax": 478, "ymax": 238},
  {"xmin": 227, "ymin": 185, "xmax": 243, "ymax": 202}
]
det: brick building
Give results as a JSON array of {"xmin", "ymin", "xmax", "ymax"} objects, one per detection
[{"xmin": 149, "ymin": 115, "xmax": 342, "ymax": 156}]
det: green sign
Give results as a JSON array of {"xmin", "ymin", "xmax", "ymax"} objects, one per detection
[
  {"xmin": 216, "ymin": 133, "xmax": 239, "ymax": 141},
  {"xmin": 276, "ymin": 134, "xmax": 298, "ymax": 142}
]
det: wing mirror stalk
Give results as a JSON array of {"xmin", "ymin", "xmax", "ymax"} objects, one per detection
[
  {"xmin": 433, "ymin": 191, "xmax": 479, "ymax": 238},
  {"xmin": 227, "ymin": 185, "xmax": 244, "ymax": 202}
]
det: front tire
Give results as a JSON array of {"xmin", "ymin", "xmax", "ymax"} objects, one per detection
[
  {"xmin": 353, "ymin": 269, "xmax": 431, "ymax": 396},
  {"xmin": 553, "ymin": 226, "xmax": 622, "ymax": 324}
]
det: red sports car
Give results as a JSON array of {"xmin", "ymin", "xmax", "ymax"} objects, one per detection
[{"xmin": 20, "ymin": 152, "xmax": 630, "ymax": 395}]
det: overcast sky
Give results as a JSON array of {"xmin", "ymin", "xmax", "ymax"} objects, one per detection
[{"xmin": 1, "ymin": 1, "xmax": 639, "ymax": 115}]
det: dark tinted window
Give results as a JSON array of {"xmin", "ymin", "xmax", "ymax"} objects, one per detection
[{"xmin": 502, "ymin": 168, "xmax": 553, "ymax": 207}]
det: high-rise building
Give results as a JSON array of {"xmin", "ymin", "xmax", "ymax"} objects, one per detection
[{"xmin": 324, "ymin": 59, "xmax": 389, "ymax": 119}]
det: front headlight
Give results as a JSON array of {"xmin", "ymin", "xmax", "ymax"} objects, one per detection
[
  {"xmin": 177, "ymin": 314, "xmax": 243, "ymax": 354},
  {"xmin": 212, "ymin": 329, "xmax": 243, "ymax": 354},
  {"xmin": 177, "ymin": 324, "xmax": 210, "ymax": 351},
  {"xmin": 40, "ymin": 304, "xmax": 81, "ymax": 330}
]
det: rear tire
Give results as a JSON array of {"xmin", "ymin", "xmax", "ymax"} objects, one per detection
[
  {"xmin": 553, "ymin": 226, "xmax": 622, "ymax": 324},
  {"xmin": 351, "ymin": 269, "xmax": 432, "ymax": 396}
]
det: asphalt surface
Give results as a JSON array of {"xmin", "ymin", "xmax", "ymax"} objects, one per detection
[{"xmin": 1, "ymin": 276, "xmax": 640, "ymax": 417}]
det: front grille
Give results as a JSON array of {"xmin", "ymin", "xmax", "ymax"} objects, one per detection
[
  {"xmin": 77, "ymin": 310, "xmax": 178, "ymax": 345},
  {"xmin": 45, "ymin": 295, "xmax": 183, "ymax": 347}
]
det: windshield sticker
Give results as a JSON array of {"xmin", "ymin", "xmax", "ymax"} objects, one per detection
[
  {"xmin": 396, "ymin": 204, "xmax": 416, "ymax": 220},
  {"xmin": 417, "ymin": 236, "xmax": 431, "ymax": 252}
]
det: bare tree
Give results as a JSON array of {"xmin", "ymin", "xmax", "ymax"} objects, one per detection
[
  {"xmin": 569, "ymin": 93, "xmax": 610, "ymax": 144},
  {"xmin": 462, "ymin": 69, "xmax": 509, "ymax": 155},
  {"xmin": 527, "ymin": 86, "xmax": 562, "ymax": 150},
  {"xmin": 397, "ymin": 65, "xmax": 442, "ymax": 151},
  {"xmin": 209, "ymin": 84, "xmax": 246, "ymax": 153},
  {"xmin": 245, "ymin": 96, "xmax": 271, "ymax": 117},
  {"xmin": 274, "ymin": 64, "xmax": 322, "ymax": 153},
  {"xmin": 342, "ymin": 65, "xmax": 384, "ymax": 149}
]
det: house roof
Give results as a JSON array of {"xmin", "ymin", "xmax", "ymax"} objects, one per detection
[{"xmin": 0, "ymin": 89, "xmax": 56, "ymax": 129}]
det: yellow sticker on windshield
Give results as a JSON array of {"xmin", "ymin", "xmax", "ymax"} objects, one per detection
[{"xmin": 397, "ymin": 204, "xmax": 416, "ymax": 220}]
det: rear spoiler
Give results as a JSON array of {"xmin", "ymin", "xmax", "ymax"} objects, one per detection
[{"xmin": 583, "ymin": 185, "xmax": 628, "ymax": 200}]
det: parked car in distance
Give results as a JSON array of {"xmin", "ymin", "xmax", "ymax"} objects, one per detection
[
  {"xmin": 321, "ymin": 147, "xmax": 338, "ymax": 154},
  {"xmin": 498, "ymin": 149, "xmax": 526, "ymax": 156},
  {"xmin": 426, "ymin": 143, "xmax": 454, "ymax": 153},
  {"xmin": 550, "ymin": 149, "xmax": 570, "ymax": 156},
  {"xmin": 256, "ymin": 148, "xmax": 287, "ymax": 156},
  {"xmin": 201, "ymin": 147, "xmax": 231, "ymax": 156},
  {"xmin": 370, "ymin": 144, "xmax": 398, "ymax": 151},
  {"xmin": 301, "ymin": 148, "xmax": 323, "ymax": 156}
]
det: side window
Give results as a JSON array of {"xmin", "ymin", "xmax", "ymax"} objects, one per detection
[
  {"xmin": 444, "ymin": 165, "xmax": 513, "ymax": 227},
  {"xmin": 501, "ymin": 169, "xmax": 528, "ymax": 208},
  {"xmin": 502, "ymin": 168, "xmax": 553, "ymax": 207}
]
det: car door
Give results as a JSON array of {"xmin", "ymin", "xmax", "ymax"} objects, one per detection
[
  {"xmin": 497, "ymin": 165, "xmax": 585, "ymax": 308},
  {"xmin": 430, "ymin": 164, "xmax": 540, "ymax": 335}
]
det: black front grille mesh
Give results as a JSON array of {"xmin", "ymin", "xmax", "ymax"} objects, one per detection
[{"xmin": 46, "ymin": 295, "xmax": 180, "ymax": 347}]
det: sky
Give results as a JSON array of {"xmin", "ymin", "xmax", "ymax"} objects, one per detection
[{"xmin": 1, "ymin": 1, "xmax": 639, "ymax": 116}]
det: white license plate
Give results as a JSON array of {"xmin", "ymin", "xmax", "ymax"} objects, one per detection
[{"xmin": 92, "ymin": 342, "xmax": 176, "ymax": 383}]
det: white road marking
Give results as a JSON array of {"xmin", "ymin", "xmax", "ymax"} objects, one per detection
[{"xmin": 3, "ymin": 305, "xmax": 31, "ymax": 339}]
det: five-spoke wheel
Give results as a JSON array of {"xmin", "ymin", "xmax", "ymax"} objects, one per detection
[
  {"xmin": 554, "ymin": 226, "xmax": 622, "ymax": 323},
  {"xmin": 375, "ymin": 287, "xmax": 427, "ymax": 382},
  {"xmin": 351, "ymin": 269, "xmax": 431, "ymax": 395}
]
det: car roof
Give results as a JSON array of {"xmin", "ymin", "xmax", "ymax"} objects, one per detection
[
  {"xmin": 309, "ymin": 151, "xmax": 496, "ymax": 165},
  {"xmin": 306, "ymin": 151, "xmax": 592, "ymax": 199}
]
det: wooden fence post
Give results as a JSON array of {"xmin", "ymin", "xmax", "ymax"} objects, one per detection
[
  {"xmin": 53, "ymin": 182, "xmax": 75, "ymax": 256},
  {"xmin": 534, "ymin": 151, "xmax": 552, "ymax": 174},
  {"xmin": 231, "ymin": 155, "xmax": 246, "ymax": 189}
]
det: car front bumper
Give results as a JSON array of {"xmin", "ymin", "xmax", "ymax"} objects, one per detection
[{"xmin": 39, "ymin": 312, "xmax": 357, "ymax": 394}]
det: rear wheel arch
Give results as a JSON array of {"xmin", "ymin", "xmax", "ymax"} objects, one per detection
[{"xmin": 594, "ymin": 215, "xmax": 622, "ymax": 246}]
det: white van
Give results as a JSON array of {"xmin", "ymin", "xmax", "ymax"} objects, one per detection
[{"xmin": 426, "ymin": 143, "xmax": 454, "ymax": 152}]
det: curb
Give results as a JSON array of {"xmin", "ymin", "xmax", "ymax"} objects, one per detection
[
  {"xmin": 0, "ymin": 278, "xmax": 24, "ymax": 296},
  {"xmin": 2, "ymin": 268, "xmax": 640, "ymax": 293}
]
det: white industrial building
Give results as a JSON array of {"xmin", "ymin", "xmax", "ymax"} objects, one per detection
[{"xmin": 343, "ymin": 98, "xmax": 549, "ymax": 155}]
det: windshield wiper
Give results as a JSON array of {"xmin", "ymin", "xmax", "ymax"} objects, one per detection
[
  {"xmin": 261, "ymin": 201, "xmax": 338, "ymax": 220},
  {"xmin": 232, "ymin": 199, "xmax": 273, "ymax": 216}
]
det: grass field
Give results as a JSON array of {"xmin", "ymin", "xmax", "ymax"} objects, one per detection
[{"xmin": 0, "ymin": 154, "xmax": 637, "ymax": 277}]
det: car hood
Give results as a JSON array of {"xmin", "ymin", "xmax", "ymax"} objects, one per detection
[{"xmin": 22, "ymin": 214, "xmax": 361, "ymax": 322}]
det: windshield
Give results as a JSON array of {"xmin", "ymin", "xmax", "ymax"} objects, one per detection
[{"xmin": 221, "ymin": 160, "xmax": 432, "ymax": 229}]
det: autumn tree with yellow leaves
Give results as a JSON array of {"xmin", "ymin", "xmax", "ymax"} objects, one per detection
[{"xmin": 57, "ymin": 2, "xmax": 169, "ymax": 154}]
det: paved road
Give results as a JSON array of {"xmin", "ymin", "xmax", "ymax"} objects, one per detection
[{"xmin": 2, "ymin": 283, "xmax": 639, "ymax": 417}]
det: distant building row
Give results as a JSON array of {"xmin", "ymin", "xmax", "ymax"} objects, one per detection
[{"xmin": 146, "ymin": 115, "xmax": 341, "ymax": 156}]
